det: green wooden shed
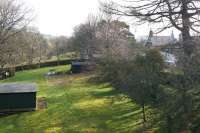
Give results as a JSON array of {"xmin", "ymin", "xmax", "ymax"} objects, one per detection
[{"xmin": 0, "ymin": 83, "xmax": 37, "ymax": 112}]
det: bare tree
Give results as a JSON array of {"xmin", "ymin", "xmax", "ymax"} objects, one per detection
[
  {"xmin": 0, "ymin": 0, "xmax": 32, "ymax": 44},
  {"xmin": 71, "ymin": 15, "xmax": 100, "ymax": 60},
  {"xmin": 97, "ymin": 19, "xmax": 134, "ymax": 59},
  {"xmin": 70, "ymin": 13, "xmax": 136, "ymax": 60},
  {"xmin": 49, "ymin": 36, "xmax": 69, "ymax": 65},
  {"xmin": 0, "ymin": 0, "xmax": 33, "ymax": 67},
  {"xmin": 102, "ymin": 0, "xmax": 200, "ymax": 54}
]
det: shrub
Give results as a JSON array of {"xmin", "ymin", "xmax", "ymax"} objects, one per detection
[{"xmin": 96, "ymin": 49, "xmax": 165, "ymax": 122}]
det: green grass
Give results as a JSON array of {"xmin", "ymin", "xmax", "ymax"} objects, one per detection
[{"xmin": 0, "ymin": 66, "xmax": 152, "ymax": 133}]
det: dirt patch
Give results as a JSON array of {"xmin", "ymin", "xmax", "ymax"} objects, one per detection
[
  {"xmin": 46, "ymin": 73, "xmax": 92, "ymax": 90},
  {"xmin": 37, "ymin": 97, "xmax": 47, "ymax": 110},
  {"xmin": 48, "ymin": 76, "xmax": 73, "ymax": 87}
]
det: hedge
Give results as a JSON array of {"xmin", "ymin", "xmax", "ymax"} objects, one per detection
[{"xmin": 14, "ymin": 59, "xmax": 86, "ymax": 72}]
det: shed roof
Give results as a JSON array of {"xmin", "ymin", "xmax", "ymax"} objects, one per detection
[{"xmin": 0, "ymin": 83, "xmax": 37, "ymax": 93}]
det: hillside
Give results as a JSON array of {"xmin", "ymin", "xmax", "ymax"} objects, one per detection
[{"xmin": 0, "ymin": 66, "xmax": 150, "ymax": 133}]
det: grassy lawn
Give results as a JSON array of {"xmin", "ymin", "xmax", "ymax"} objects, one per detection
[{"xmin": 0, "ymin": 65, "xmax": 150, "ymax": 133}]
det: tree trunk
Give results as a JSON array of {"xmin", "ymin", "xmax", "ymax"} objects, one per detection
[
  {"xmin": 181, "ymin": 0, "xmax": 193, "ymax": 55},
  {"xmin": 56, "ymin": 54, "xmax": 60, "ymax": 65},
  {"xmin": 39, "ymin": 44, "xmax": 42, "ymax": 68},
  {"xmin": 56, "ymin": 44, "xmax": 60, "ymax": 66},
  {"xmin": 167, "ymin": 114, "xmax": 173, "ymax": 133},
  {"xmin": 142, "ymin": 102, "xmax": 147, "ymax": 123},
  {"xmin": 181, "ymin": 9, "xmax": 191, "ymax": 42}
]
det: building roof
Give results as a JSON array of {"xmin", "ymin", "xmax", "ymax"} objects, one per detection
[
  {"xmin": 0, "ymin": 83, "xmax": 37, "ymax": 93},
  {"xmin": 138, "ymin": 36, "xmax": 176, "ymax": 46},
  {"xmin": 151, "ymin": 36, "xmax": 173, "ymax": 46},
  {"xmin": 139, "ymin": 30, "xmax": 177, "ymax": 47}
]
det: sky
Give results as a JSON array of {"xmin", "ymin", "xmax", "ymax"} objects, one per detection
[{"xmin": 26, "ymin": 0, "xmax": 180, "ymax": 38}]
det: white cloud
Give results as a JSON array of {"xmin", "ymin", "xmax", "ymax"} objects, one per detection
[
  {"xmin": 25, "ymin": 0, "xmax": 180, "ymax": 38},
  {"xmin": 26, "ymin": 0, "xmax": 99, "ymax": 36}
]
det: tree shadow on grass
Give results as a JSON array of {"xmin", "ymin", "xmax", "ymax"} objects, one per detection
[
  {"xmin": 90, "ymin": 88, "xmax": 119, "ymax": 98},
  {"xmin": 85, "ymin": 83, "xmax": 144, "ymax": 132},
  {"xmin": 87, "ymin": 80, "xmax": 162, "ymax": 132},
  {"xmin": 0, "ymin": 70, "xmax": 162, "ymax": 132}
]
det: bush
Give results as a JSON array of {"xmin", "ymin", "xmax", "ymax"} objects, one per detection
[
  {"xmin": 14, "ymin": 59, "xmax": 81, "ymax": 71},
  {"xmin": 96, "ymin": 49, "xmax": 165, "ymax": 122}
]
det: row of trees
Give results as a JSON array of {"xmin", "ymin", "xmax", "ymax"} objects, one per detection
[
  {"xmin": 0, "ymin": 26, "xmax": 50, "ymax": 68},
  {"xmin": 0, "ymin": 0, "xmax": 72, "ymax": 69},
  {"xmin": 0, "ymin": 0, "xmax": 31, "ymax": 68},
  {"xmin": 0, "ymin": 0, "xmax": 47, "ymax": 68},
  {"xmin": 68, "ymin": 15, "xmax": 137, "ymax": 60}
]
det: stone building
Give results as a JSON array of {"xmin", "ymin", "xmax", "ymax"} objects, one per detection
[{"xmin": 142, "ymin": 30, "xmax": 177, "ymax": 47}]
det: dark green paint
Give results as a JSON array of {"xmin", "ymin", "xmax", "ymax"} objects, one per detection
[{"xmin": 0, "ymin": 92, "xmax": 36, "ymax": 110}]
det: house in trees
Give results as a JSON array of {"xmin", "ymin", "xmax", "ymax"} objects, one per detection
[
  {"xmin": 138, "ymin": 30, "xmax": 177, "ymax": 66},
  {"xmin": 139, "ymin": 30, "xmax": 177, "ymax": 48}
]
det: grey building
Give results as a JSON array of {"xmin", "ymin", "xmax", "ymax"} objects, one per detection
[{"xmin": 138, "ymin": 30, "xmax": 177, "ymax": 47}]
